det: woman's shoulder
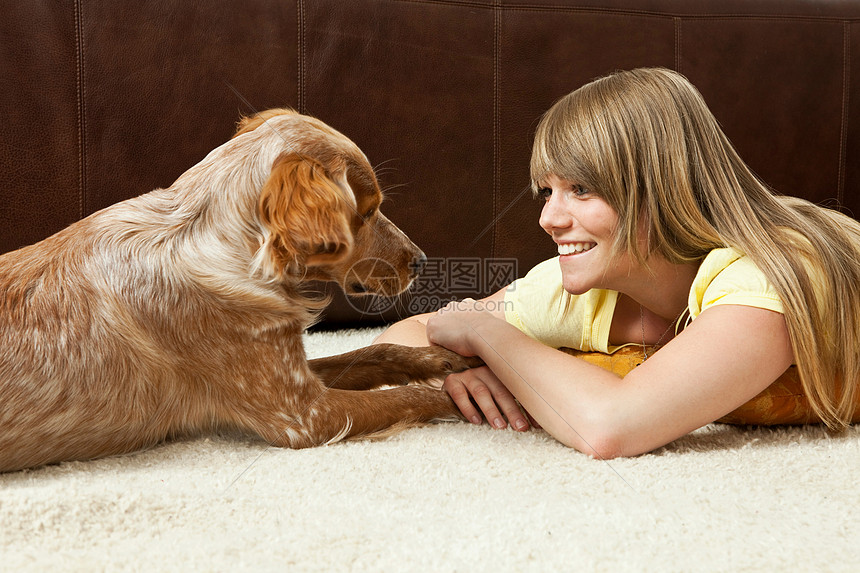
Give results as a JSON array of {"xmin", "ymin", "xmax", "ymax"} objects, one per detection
[{"xmin": 689, "ymin": 247, "xmax": 783, "ymax": 318}]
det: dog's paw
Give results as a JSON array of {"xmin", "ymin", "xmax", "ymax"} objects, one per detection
[{"xmin": 418, "ymin": 346, "xmax": 484, "ymax": 377}]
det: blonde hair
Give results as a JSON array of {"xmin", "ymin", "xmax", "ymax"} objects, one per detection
[{"xmin": 531, "ymin": 67, "xmax": 860, "ymax": 429}]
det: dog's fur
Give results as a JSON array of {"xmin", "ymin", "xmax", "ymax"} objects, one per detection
[{"xmin": 0, "ymin": 109, "xmax": 472, "ymax": 472}]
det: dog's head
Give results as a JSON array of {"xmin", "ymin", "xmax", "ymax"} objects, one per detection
[{"xmin": 236, "ymin": 109, "xmax": 426, "ymax": 298}]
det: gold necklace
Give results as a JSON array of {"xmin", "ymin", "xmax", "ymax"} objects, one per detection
[{"xmin": 639, "ymin": 305, "xmax": 688, "ymax": 360}]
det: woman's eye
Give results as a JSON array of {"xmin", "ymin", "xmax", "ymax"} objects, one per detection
[{"xmin": 536, "ymin": 184, "xmax": 589, "ymax": 201}]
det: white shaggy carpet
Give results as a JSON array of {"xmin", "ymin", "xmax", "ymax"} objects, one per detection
[{"xmin": 2, "ymin": 327, "xmax": 858, "ymax": 572}]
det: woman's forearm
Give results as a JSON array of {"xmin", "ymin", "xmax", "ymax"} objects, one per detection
[
  {"xmin": 372, "ymin": 313, "xmax": 434, "ymax": 346},
  {"xmin": 381, "ymin": 305, "xmax": 630, "ymax": 457},
  {"xmin": 453, "ymin": 315, "xmax": 625, "ymax": 456}
]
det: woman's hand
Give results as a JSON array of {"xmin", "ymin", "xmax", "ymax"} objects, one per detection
[
  {"xmin": 443, "ymin": 366, "xmax": 533, "ymax": 432},
  {"xmin": 425, "ymin": 298, "xmax": 494, "ymax": 357},
  {"xmin": 427, "ymin": 296, "xmax": 535, "ymax": 431}
]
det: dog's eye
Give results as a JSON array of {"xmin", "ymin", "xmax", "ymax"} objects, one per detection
[{"xmin": 362, "ymin": 207, "xmax": 376, "ymax": 220}]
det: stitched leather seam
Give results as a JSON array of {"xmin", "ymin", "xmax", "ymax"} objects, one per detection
[
  {"xmin": 297, "ymin": 0, "xmax": 305, "ymax": 114},
  {"xmin": 838, "ymin": 22, "xmax": 850, "ymax": 207},
  {"xmin": 74, "ymin": 0, "xmax": 86, "ymax": 220},
  {"xmin": 493, "ymin": 1, "xmax": 500, "ymax": 259},
  {"xmin": 505, "ymin": 11, "xmax": 860, "ymax": 24},
  {"xmin": 396, "ymin": 1, "xmax": 860, "ymax": 22},
  {"xmin": 674, "ymin": 17, "xmax": 682, "ymax": 74}
]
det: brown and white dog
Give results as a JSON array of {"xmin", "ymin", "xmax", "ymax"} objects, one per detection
[{"xmin": 0, "ymin": 109, "xmax": 473, "ymax": 472}]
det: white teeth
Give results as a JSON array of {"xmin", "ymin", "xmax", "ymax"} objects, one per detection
[{"xmin": 558, "ymin": 242, "xmax": 595, "ymax": 256}]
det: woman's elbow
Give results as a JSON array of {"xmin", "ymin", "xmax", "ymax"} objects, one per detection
[
  {"xmin": 556, "ymin": 429, "xmax": 626, "ymax": 459},
  {"xmin": 550, "ymin": 408, "xmax": 639, "ymax": 459}
]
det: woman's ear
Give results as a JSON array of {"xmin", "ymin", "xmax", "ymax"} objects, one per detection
[{"xmin": 257, "ymin": 153, "xmax": 353, "ymax": 276}]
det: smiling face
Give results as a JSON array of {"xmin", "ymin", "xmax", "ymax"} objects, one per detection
[{"xmin": 537, "ymin": 174, "xmax": 644, "ymax": 295}]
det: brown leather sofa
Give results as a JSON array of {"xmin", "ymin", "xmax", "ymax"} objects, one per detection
[{"xmin": 3, "ymin": 0, "xmax": 859, "ymax": 326}]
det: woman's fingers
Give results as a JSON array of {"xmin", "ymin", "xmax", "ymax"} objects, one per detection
[
  {"xmin": 465, "ymin": 375, "xmax": 509, "ymax": 429},
  {"xmin": 443, "ymin": 366, "xmax": 530, "ymax": 431},
  {"xmin": 443, "ymin": 372, "xmax": 484, "ymax": 425}
]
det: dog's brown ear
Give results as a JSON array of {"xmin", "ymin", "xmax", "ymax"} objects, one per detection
[
  {"xmin": 257, "ymin": 153, "xmax": 353, "ymax": 276},
  {"xmin": 233, "ymin": 108, "xmax": 298, "ymax": 139}
]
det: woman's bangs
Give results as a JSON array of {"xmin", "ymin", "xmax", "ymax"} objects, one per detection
[{"xmin": 530, "ymin": 101, "xmax": 592, "ymax": 194}]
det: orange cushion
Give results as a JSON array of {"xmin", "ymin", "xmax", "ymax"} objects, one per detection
[{"xmin": 561, "ymin": 346, "xmax": 860, "ymax": 425}]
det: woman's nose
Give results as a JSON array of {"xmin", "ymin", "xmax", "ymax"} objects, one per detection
[{"xmin": 539, "ymin": 193, "xmax": 571, "ymax": 233}]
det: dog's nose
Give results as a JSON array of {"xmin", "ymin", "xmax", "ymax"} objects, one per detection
[{"xmin": 410, "ymin": 252, "xmax": 427, "ymax": 276}]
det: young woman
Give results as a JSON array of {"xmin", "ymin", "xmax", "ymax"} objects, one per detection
[{"xmin": 375, "ymin": 68, "xmax": 860, "ymax": 458}]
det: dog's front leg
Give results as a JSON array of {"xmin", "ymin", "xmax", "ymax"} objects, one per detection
[
  {"xmin": 308, "ymin": 343, "xmax": 482, "ymax": 390},
  {"xmin": 247, "ymin": 384, "xmax": 465, "ymax": 449}
]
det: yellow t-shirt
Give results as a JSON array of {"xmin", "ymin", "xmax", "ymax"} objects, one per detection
[{"xmin": 504, "ymin": 248, "xmax": 784, "ymax": 353}]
